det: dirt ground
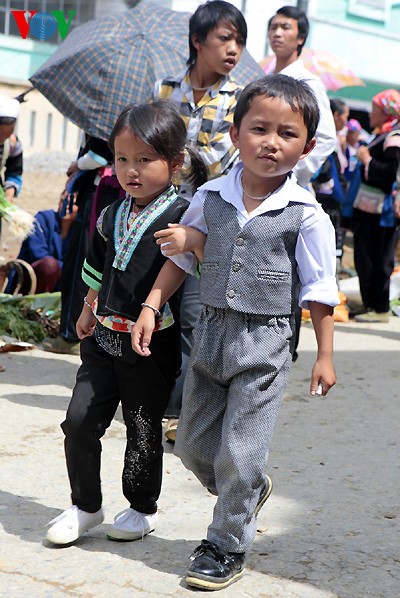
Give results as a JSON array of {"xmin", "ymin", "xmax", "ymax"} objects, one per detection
[{"xmin": 1, "ymin": 172, "xmax": 67, "ymax": 263}]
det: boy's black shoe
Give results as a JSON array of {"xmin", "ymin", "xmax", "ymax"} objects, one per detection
[
  {"xmin": 254, "ymin": 474, "xmax": 273, "ymax": 517},
  {"xmin": 186, "ymin": 540, "xmax": 245, "ymax": 590}
]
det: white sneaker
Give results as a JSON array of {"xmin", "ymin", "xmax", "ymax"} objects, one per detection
[
  {"xmin": 107, "ymin": 507, "xmax": 157, "ymax": 541},
  {"xmin": 46, "ymin": 505, "xmax": 104, "ymax": 545}
]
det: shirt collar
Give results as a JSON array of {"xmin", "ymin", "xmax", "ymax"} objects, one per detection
[
  {"xmin": 167, "ymin": 68, "xmax": 239, "ymax": 98},
  {"xmin": 199, "ymin": 162, "xmax": 317, "ymax": 214}
]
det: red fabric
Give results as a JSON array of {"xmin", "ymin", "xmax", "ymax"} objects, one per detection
[{"xmin": 32, "ymin": 256, "xmax": 61, "ymax": 293}]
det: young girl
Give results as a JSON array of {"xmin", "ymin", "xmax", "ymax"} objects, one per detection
[{"xmin": 45, "ymin": 100, "xmax": 206, "ymax": 545}]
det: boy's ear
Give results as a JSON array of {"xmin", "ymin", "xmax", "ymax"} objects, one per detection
[
  {"xmin": 299, "ymin": 137, "xmax": 316, "ymax": 160},
  {"xmin": 297, "ymin": 36, "xmax": 305, "ymax": 49},
  {"xmin": 229, "ymin": 124, "xmax": 240, "ymax": 149},
  {"xmin": 191, "ymin": 33, "xmax": 202, "ymax": 51}
]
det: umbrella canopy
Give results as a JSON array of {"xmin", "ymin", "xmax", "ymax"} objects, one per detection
[
  {"xmin": 30, "ymin": 2, "xmax": 263, "ymax": 141},
  {"xmin": 260, "ymin": 48, "xmax": 365, "ymax": 92}
]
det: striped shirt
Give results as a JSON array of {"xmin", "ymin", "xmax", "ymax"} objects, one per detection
[{"xmin": 153, "ymin": 68, "xmax": 243, "ymax": 198}]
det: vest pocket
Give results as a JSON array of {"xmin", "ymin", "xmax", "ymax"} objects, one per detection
[
  {"xmin": 202, "ymin": 261, "xmax": 219, "ymax": 270},
  {"xmin": 257, "ymin": 270, "xmax": 288, "ymax": 281}
]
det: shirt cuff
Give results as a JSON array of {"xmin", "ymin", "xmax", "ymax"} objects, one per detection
[
  {"xmin": 165, "ymin": 252, "xmax": 198, "ymax": 276},
  {"xmin": 299, "ymin": 277, "xmax": 339, "ymax": 309},
  {"xmin": 4, "ymin": 176, "xmax": 22, "ymax": 195},
  {"xmin": 77, "ymin": 150, "xmax": 108, "ymax": 170}
]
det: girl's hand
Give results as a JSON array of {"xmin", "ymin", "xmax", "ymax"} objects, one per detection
[
  {"xmin": 310, "ymin": 356, "xmax": 336, "ymax": 397},
  {"xmin": 131, "ymin": 309, "xmax": 156, "ymax": 356},
  {"xmin": 154, "ymin": 223, "xmax": 205, "ymax": 255},
  {"xmin": 76, "ymin": 308, "xmax": 97, "ymax": 339}
]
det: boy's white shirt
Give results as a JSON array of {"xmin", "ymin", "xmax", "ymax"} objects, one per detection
[{"xmin": 163, "ymin": 162, "xmax": 339, "ymax": 309}]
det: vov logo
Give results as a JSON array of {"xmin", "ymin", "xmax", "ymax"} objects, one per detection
[{"xmin": 11, "ymin": 10, "xmax": 76, "ymax": 41}]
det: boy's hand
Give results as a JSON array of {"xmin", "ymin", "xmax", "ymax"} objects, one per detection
[
  {"xmin": 131, "ymin": 309, "xmax": 156, "ymax": 356},
  {"xmin": 76, "ymin": 308, "xmax": 97, "ymax": 339},
  {"xmin": 310, "ymin": 356, "xmax": 336, "ymax": 397},
  {"xmin": 155, "ymin": 223, "xmax": 205, "ymax": 256}
]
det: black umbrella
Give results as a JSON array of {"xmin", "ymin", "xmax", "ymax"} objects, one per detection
[{"xmin": 30, "ymin": 2, "xmax": 264, "ymax": 141}]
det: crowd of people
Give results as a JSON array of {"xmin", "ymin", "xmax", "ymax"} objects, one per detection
[{"xmin": 1, "ymin": 1, "xmax": 400, "ymax": 592}]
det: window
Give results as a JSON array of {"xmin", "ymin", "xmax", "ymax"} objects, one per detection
[
  {"xmin": 46, "ymin": 112, "xmax": 52, "ymax": 148},
  {"xmin": 29, "ymin": 110, "xmax": 36, "ymax": 146},
  {"xmin": 62, "ymin": 116, "xmax": 68, "ymax": 149},
  {"xmin": 347, "ymin": 0, "xmax": 395, "ymax": 24}
]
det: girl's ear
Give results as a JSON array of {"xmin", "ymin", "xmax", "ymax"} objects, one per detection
[
  {"xmin": 230, "ymin": 124, "xmax": 240, "ymax": 149},
  {"xmin": 171, "ymin": 152, "xmax": 184, "ymax": 174},
  {"xmin": 299, "ymin": 137, "xmax": 316, "ymax": 160}
]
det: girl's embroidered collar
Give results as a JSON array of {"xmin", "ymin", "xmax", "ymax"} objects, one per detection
[{"xmin": 127, "ymin": 184, "xmax": 176, "ymax": 210}]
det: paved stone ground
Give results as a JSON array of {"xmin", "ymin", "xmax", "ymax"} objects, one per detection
[{"xmin": 0, "ymin": 318, "xmax": 399, "ymax": 597}]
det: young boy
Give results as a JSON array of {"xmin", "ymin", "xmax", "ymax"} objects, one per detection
[
  {"xmin": 153, "ymin": 0, "xmax": 247, "ymax": 442},
  {"xmin": 132, "ymin": 74, "xmax": 339, "ymax": 591},
  {"xmin": 153, "ymin": 0, "xmax": 246, "ymax": 198}
]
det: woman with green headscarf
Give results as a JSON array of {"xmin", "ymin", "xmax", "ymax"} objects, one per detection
[{"xmin": 352, "ymin": 89, "xmax": 400, "ymax": 323}]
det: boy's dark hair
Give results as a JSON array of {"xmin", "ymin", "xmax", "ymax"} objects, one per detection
[
  {"xmin": 109, "ymin": 100, "xmax": 207, "ymax": 191},
  {"xmin": 0, "ymin": 117, "xmax": 17, "ymax": 126},
  {"xmin": 187, "ymin": 0, "xmax": 247, "ymax": 67},
  {"xmin": 268, "ymin": 5, "xmax": 309, "ymax": 57},
  {"xmin": 233, "ymin": 74, "xmax": 320, "ymax": 143},
  {"xmin": 329, "ymin": 98, "xmax": 347, "ymax": 115}
]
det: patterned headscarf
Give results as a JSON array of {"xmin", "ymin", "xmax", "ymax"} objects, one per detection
[
  {"xmin": 372, "ymin": 89, "xmax": 400, "ymax": 118},
  {"xmin": 347, "ymin": 118, "xmax": 361, "ymax": 132}
]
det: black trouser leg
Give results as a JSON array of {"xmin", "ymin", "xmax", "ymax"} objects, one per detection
[
  {"xmin": 61, "ymin": 335, "xmax": 120, "ymax": 512},
  {"xmin": 62, "ymin": 326, "xmax": 180, "ymax": 514},
  {"xmin": 353, "ymin": 209, "xmax": 396, "ymax": 312},
  {"xmin": 59, "ymin": 201, "xmax": 91, "ymax": 342},
  {"xmin": 291, "ymin": 304, "xmax": 302, "ymax": 362},
  {"xmin": 120, "ymin": 325, "xmax": 181, "ymax": 513}
]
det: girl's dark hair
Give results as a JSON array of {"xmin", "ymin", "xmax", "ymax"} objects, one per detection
[
  {"xmin": 329, "ymin": 98, "xmax": 347, "ymax": 115},
  {"xmin": 187, "ymin": 0, "xmax": 247, "ymax": 67},
  {"xmin": 268, "ymin": 5, "xmax": 309, "ymax": 57},
  {"xmin": 233, "ymin": 74, "xmax": 320, "ymax": 143},
  {"xmin": 109, "ymin": 100, "xmax": 207, "ymax": 193}
]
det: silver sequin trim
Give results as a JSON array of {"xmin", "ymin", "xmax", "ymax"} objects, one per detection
[{"xmin": 94, "ymin": 325, "xmax": 123, "ymax": 357}]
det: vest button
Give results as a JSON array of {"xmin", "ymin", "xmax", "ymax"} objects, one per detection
[
  {"xmin": 232, "ymin": 262, "xmax": 241, "ymax": 272},
  {"xmin": 227, "ymin": 289, "xmax": 236, "ymax": 298},
  {"xmin": 235, "ymin": 237, "xmax": 244, "ymax": 246}
]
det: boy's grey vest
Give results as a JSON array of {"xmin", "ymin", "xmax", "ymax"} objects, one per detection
[{"xmin": 199, "ymin": 191, "xmax": 304, "ymax": 315}]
